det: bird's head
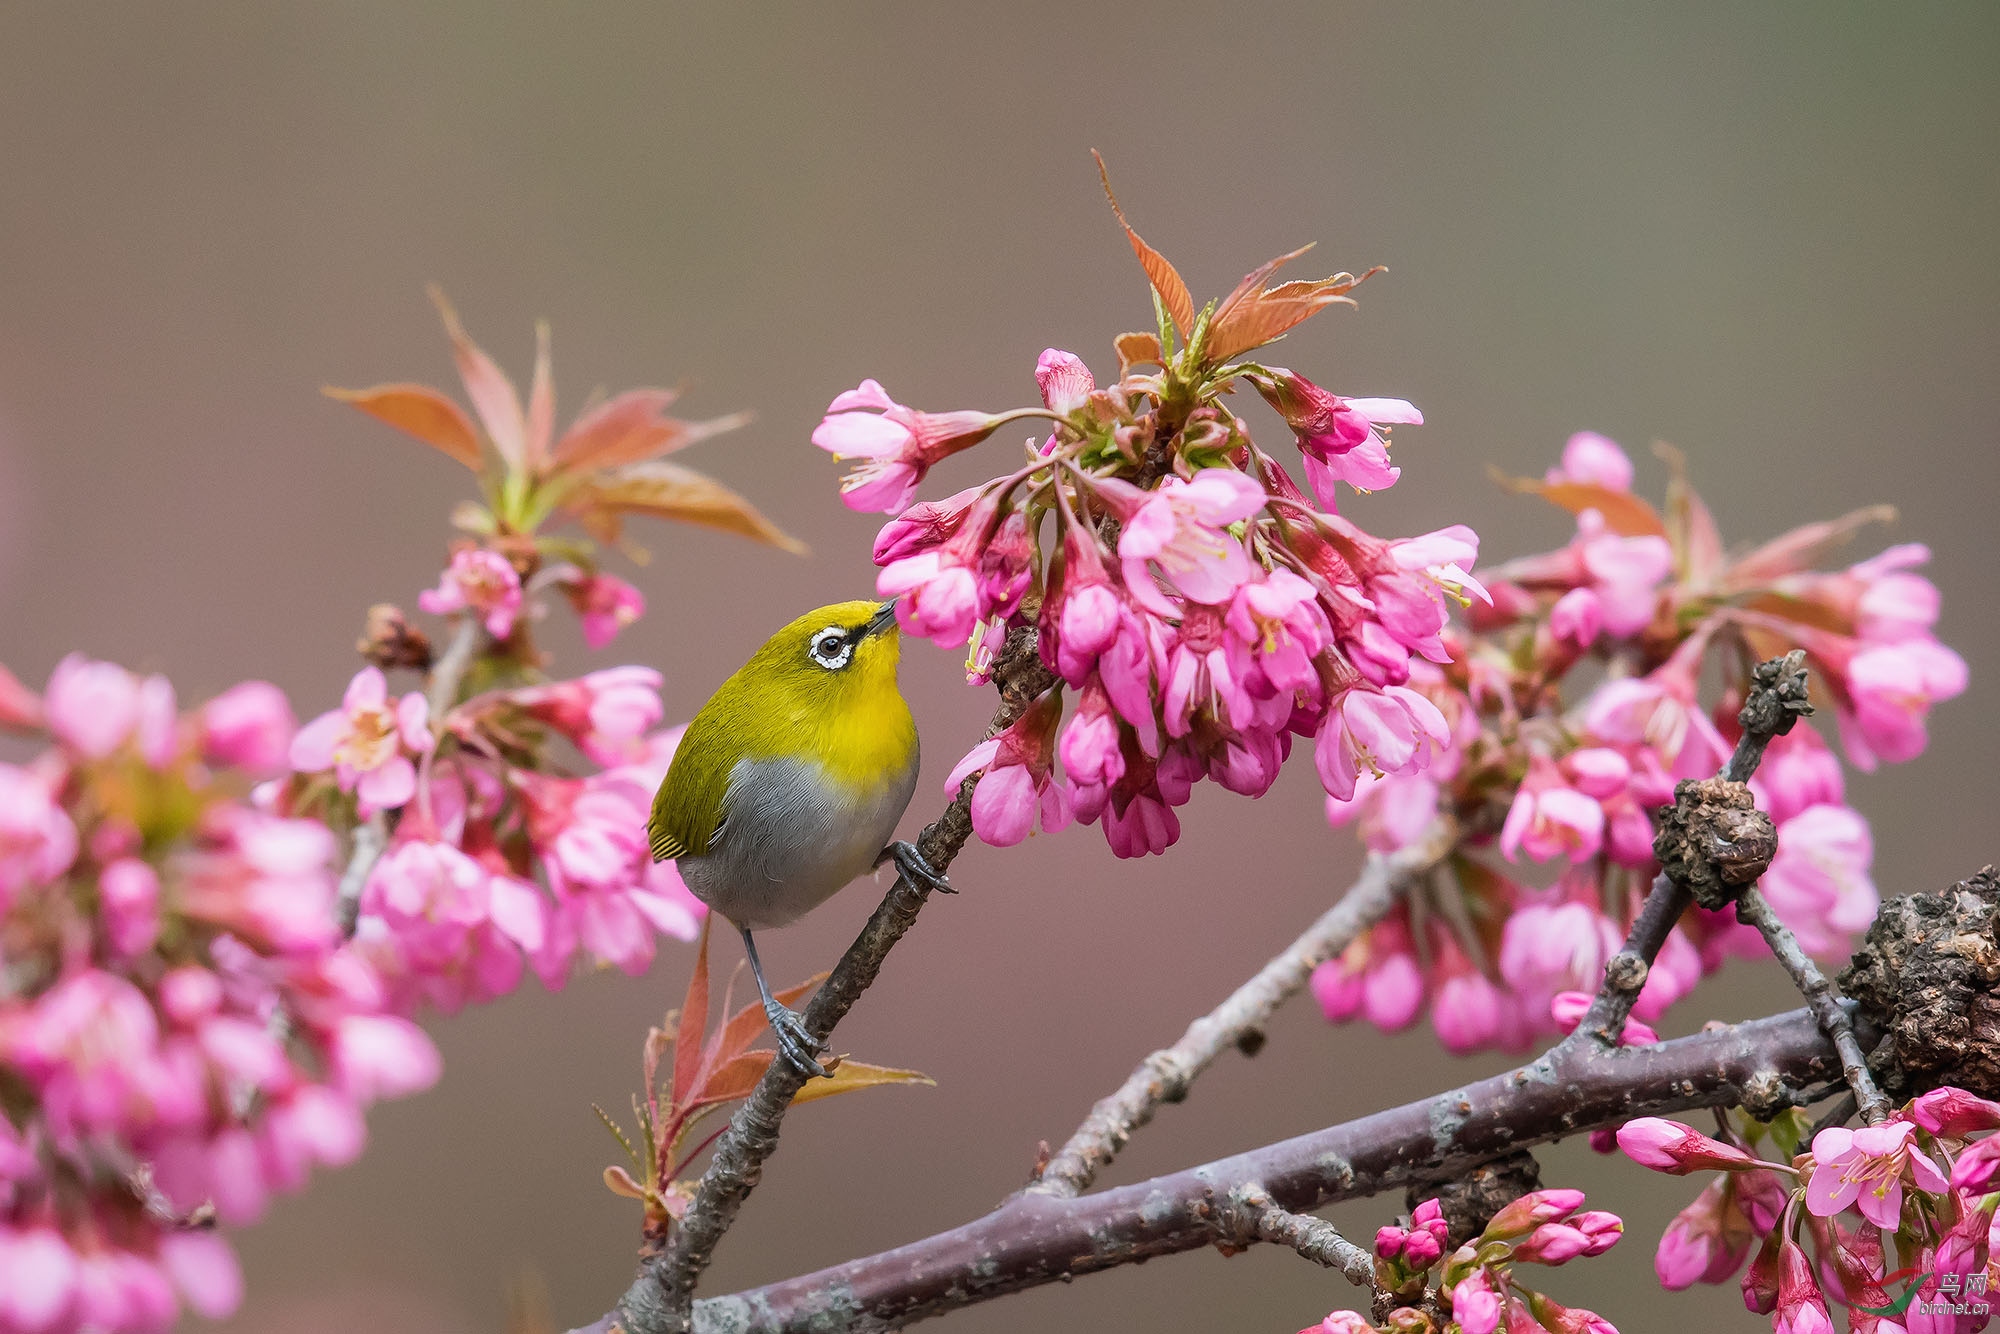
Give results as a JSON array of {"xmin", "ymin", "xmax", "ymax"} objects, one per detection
[{"xmin": 747, "ymin": 599, "xmax": 904, "ymax": 699}]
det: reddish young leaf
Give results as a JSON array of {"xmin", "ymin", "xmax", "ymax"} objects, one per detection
[
  {"xmin": 428, "ymin": 285, "xmax": 528, "ymax": 472},
  {"xmin": 525, "ymin": 319, "xmax": 555, "ymax": 471},
  {"xmin": 1490, "ymin": 468, "xmax": 1668, "ymax": 538},
  {"xmin": 671, "ymin": 918, "xmax": 712, "ymax": 1108},
  {"xmin": 1113, "ymin": 331, "xmax": 1163, "ymax": 370},
  {"xmin": 1093, "ymin": 151, "xmax": 1194, "ymax": 338},
  {"xmin": 1656, "ymin": 442, "xmax": 1725, "ymax": 588},
  {"xmin": 567, "ymin": 461, "xmax": 808, "ymax": 555},
  {"xmin": 1722, "ymin": 504, "xmax": 1896, "ymax": 589},
  {"xmin": 322, "ymin": 383, "xmax": 482, "ymax": 470},
  {"xmin": 683, "ymin": 1050, "xmax": 777, "ymax": 1111},
  {"xmin": 1206, "ymin": 267, "xmax": 1380, "ymax": 364},
  {"xmin": 602, "ymin": 1165, "xmax": 648, "ymax": 1200},
  {"xmin": 712, "ymin": 971, "xmax": 829, "ymax": 1070}
]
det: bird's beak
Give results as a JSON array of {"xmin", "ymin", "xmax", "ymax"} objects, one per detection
[{"xmin": 866, "ymin": 599, "xmax": 901, "ymax": 638}]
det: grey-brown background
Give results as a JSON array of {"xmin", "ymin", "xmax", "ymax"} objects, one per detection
[{"xmin": 1, "ymin": 5, "xmax": 1995, "ymax": 1331}]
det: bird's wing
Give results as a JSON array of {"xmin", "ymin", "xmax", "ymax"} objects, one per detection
[{"xmin": 647, "ymin": 704, "xmax": 733, "ymax": 862}]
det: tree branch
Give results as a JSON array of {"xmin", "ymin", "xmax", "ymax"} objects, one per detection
[
  {"xmin": 1228, "ymin": 1184, "xmax": 1376, "ymax": 1288},
  {"xmin": 681, "ymin": 1006, "xmax": 1846, "ymax": 1333},
  {"xmin": 1029, "ymin": 817, "xmax": 1461, "ymax": 1198},
  {"xmin": 1732, "ymin": 886, "xmax": 1893, "ymax": 1124},
  {"xmin": 1572, "ymin": 649, "xmax": 1811, "ymax": 1049},
  {"xmin": 603, "ymin": 629, "xmax": 1059, "ymax": 1334}
]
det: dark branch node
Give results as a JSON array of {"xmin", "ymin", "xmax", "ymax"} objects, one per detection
[
  {"xmin": 1653, "ymin": 778, "xmax": 1776, "ymax": 911},
  {"xmin": 1407, "ymin": 1150, "xmax": 1542, "ymax": 1250}
]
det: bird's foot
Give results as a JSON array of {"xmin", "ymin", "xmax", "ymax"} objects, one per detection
[
  {"xmin": 884, "ymin": 839, "xmax": 953, "ymax": 894},
  {"xmin": 763, "ymin": 999, "xmax": 829, "ymax": 1079}
]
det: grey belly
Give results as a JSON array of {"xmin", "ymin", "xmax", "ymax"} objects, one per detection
[{"xmin": 677, "ymin": 755, "xmax": 920, "ymax": 931}]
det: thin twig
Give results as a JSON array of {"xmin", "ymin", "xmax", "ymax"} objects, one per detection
[
  {"xmin": 648, "ymin": 1006, "xmax": 1844, "ymax": 1334},
  {"xmin": 1732, "ymin": 886, "xmax": 1893, "ymax": 1124},
  {"xmin": 1030, "ymin": 817, "xmax": 1460, "ymax": 1198},
  {"xmin": 607, "ymin": 629, "xmax": 1059, "ymax": 1334},
  {"xmin": 335, "ymin": 816, "xmax": 387, "ymax": 936},
  {"xmin": 1231, "ymin": 1184, "xmax": 1376, "ymax": 1288},
  {"xmin": 425, "ymin": 615, "xmax": 484, "ymax": 720}
]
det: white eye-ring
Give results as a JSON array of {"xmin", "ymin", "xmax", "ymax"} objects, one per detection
[{"xmin": 807, "ymin": 626, "xmax": 854, "ymax": 671}]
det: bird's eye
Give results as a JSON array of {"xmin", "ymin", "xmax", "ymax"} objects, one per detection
[{"xmin": 807, "ymin": 626, "xmax": 853, "ymax": 671}]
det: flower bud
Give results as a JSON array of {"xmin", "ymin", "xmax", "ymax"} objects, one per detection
[
  {"xmin": 1615, "ymin": 1118, "xmax": 1758, "ymax": 1175},
  {"xmin": 1483, "ymin": 1189, "xmax": 1585, "ymax": 1241},
  {"xmin": 1907, "ymin": 1086, "xmax": 2000, "ymax": 1139}
]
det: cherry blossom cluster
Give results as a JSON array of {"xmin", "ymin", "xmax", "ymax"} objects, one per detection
[
  {"xmin": 1307, "ymin": 430, "xmax": 1964, "ymax": 1053},
  {"xmin": 276, "ymin": 292, "xmax": 805, "ymax": 1010},
  {"xmin": 1301, "ymin": 1189, "xmax": 1624, "ymax": 1334},
  {"xmin": 1620, "ymin": 1086, "xmax": 2000, "ymax": 1334},
  {"xmin": 0, "ymin": 295, "xmax": 796, "ymax": 1330},
  {"xmin": 819, "ymin": 198, "xmax": 1483, "ymax": 859},
  {"xmin": 0, "ymin": 656, "xmax": 440, "ymax": 1333}
]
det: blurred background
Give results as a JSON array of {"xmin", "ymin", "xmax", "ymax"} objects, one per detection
[{"xmin": 2, "ymin": 4, "xmax": 1996, "ymax": 1331}]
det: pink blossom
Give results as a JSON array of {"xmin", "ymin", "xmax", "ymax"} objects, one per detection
[
  {"xmin": 566, "ymin": 572, "xmax": 647, "ymax": 649},
  {"xmin": 1326, "ymin": 773, "xmax": 1442, "ymax": 856},
  {"xmin": 290, "ymin": 667, "xmax": 432, "ymax": 817},
  {"xmin": 1363, "ymin": 947, "xmax": 1425, "ymax": 1031},
  {"xmin": 134, "ymin": 673, "xmax": 179, "ymax": 768},
  {"xmin": 1757, "ymin": 804, "xmax": 1877, "ymax": 958},
  {"xmin": 1514, "ymin": 1211, "xmax": 1622, "ymax": 1265},
  {"xmin": 200, "ymin": 680, "xmax": 297, "ymax": 777},
  {"xmin": 1950, "ymin": 1136, "xmax": 2000, "ymax": 1195},
  {"xmin": 159, "ymin": 1229, "xmax": 244, "ymax": 1320},
  {"xmin": 1806, "ymin": 1121, "xmax": 1946, "ymax": 1227},
  {"xmin": 0, "ymin": 1223, "xmax": 80, "ymax": 1332},
  {"xmin": 0, "ymin": 763, "xmax": 78, "ymax": 902},
  {"xmin": 879, "ymin": 542, "xmax": 983, "ymax": 648},
  {"xmin": 44, "ymin": 652, "xmax": 141, "ymax": 759},
  {"xmin": 98, "ymin": 857, "xmax": 161, "ymax": 956},
  {"xmin": 506, "ymin": 666, "xmax": 665, "ymax": 767},
  {"xmin": 1100, "ymin": 778, "xmax": 1179, "ymax": 858},
  {"xmin": 1549, "ymin": 991, "xmax": 1657, "ymax": 1046},
  {"xmin": 1837, "ymin": 637, "xmax": 1969, "ymax": 770},
  {"xmin": 1750, "ymin": 725, "xmax": 1845, "ymax": 825},
  {"xmin": 177, "ymin": 811, "xmax": 341, "ymax": 954},
  {"xmin": 328, "ymin": 1013, "xmax": 442, "ymax": 1102},
  {"xmin": 946, "ymin": 690, "xmax": 1070, "ymax": 847},
  {"xmin": 1575, "ymin": 510, "xmax": 1673, "ymax": 637},
  {"xmin": 1499, "ymin": 896, "xmax": 1620, "ymax": 1021},
  {"xmin": 1313, "ymin": 687, "xmax": 1451, "ymax": 802},
  {"xmin": 1500, "ymin": 756, "xmax": 1605, "ymax": 864},
  {"xmin": 1484, "ymin": 1188, "xmax": 1588, "ymax": 1239},
  {"xmin": 1112, "ymin": 470, "xmax": 1267, "ymax": 611},
  {"xmin": 419, "ymin": 546, "xmax": 524, "ymax": 638},
  {"xmin": 1655, "ymin": 1176, "xmax": 1747, "ymax": 1289},
  {"xmin": 1549, "ymin": 587, "xmax": 1603, "ymax": 648},
  {"xmin": 1251, "ymin": 369, "xmax": 1420, "ymax": 505},
  {"xmin": 1584, "ymin": 670, "xmax": 1730, "ymax": 782},
  {"xmin": 1907, "ymin": 1086, "xmax": 2000, "ymax": 1138},
  {"xmin": 1775, "ymin": 1239, "xmax": 1836, "ymax": 1334},
  {"xmin": 812, "ymin": 379, "xmax": 1007, "ymax": 513},
  {"xmin": 1616, "ymin": 1118, "xmax": 1760, "ymax": 1174},
  {"xmin": 1546, "ymin": 432, "xmax": 1635, "ymax": 491},
  {"xmin": 871, "ymin": 485, "xmax": 982, "ymax": 565},
  {"xmin": 1850, "ymin": 544, "xmax": 1941, "ymax": 643},
  {"xmin": 1303, "ymin": 1313, "xmax": 1377, "ymax": 1334},
  {"xmin": 1227, "ymin": 568, "xmax": 1330, "ymax": 695},
  {"xmin": 1310, "ymin": 951, "xmax": 1365, "ymax": 1023},
  {"xmin": 1450, "ymin": 1268, "xmax": 1503, "ymax": 1334},
  {"xmin": 1035, "ymin": 348, "xmax": 1095, "ymax": 414},
  {"xmin": 1047, "ymin": 532, "xmax": 1124, "ymax": 684}
]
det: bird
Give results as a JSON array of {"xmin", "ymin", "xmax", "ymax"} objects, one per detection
[{"xmin": 647, "ymin": 599, "xmax": 947, "ymax": 1077}]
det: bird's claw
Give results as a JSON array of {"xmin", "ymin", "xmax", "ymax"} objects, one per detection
[
  {"xmin": 887, "ymin": 839, "xmax": 953, "ymax": 894},
  {"xmin": 764, "ymin": 1000, "xmax": 828, "ymax": 1080}
]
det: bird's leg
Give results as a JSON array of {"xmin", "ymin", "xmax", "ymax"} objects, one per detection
[
  {"xmin": 878, "ymin": 839, "xmax": 952, "ymax": 894},
  {"xmin": 739, "ymin": 927, "xmax": 828, "ymax": 1080}
]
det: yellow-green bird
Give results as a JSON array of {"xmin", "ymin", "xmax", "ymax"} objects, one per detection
[{"xmin": 648, "ymin": 599, "xmax": 945, "ymax": 1076}]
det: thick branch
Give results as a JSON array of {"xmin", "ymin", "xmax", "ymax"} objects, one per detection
[
  {"xmin": 687, "ymin": 1007, "xmax": 1845, "ymax": 1333},
  {"xmin": 1030, "ymin": 817, "xmax": 1460, "ymax": 1197},
  {"xmin": 607, "ymin": 631, "xmax": 1058, "ymax": 1334},
  {"xmin": 1733, "ymin": 886, "xmax": 1893, "ymax": 1123}
]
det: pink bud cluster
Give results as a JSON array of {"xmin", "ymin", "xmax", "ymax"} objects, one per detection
[
  {"xmin": 0, "ymin": 655, "xmax": 443, "ymax": 1332},
  {"xmin": 1308, "ymin": 430, "xmax": 1962, "ymax": 1052},
  {"xmin": 1305, "ymin": 1189, "xmax": 1622, "ymax": 1334},
  {"xmin": 1621, "ymin": 1090, "xmax": 2000, "ymax": 1334},
  {"xmin": 821, "ymin": 334, "xmax": 1478, "ymax": 860}
]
